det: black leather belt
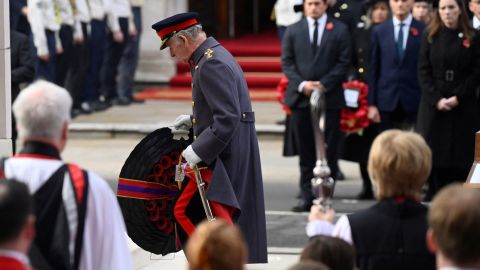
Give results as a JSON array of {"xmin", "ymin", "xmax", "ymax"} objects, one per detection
[
  {"xmin": 433, "ymin": 70, "xmax": 456, "ymax": 82},
  {"xmin": 445, "ymin": 70, "xmax": 454, "ymax": 82}
]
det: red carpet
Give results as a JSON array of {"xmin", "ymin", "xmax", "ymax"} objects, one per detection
[{"xmin": 136, "ymin": 32, "xmax": 282, "ymax": 101}]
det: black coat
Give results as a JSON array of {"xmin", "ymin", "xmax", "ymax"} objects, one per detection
[
  {"xmin": 416, "ymin": 28, "xmax": 480, "ymax": 169},
  {"xmin": 189, "ymin": 37, "xmax": 267, "ymax": 263},
  {"xmin": 351, "ymin": 26, "xmax": 371, "ymax": 82},
  {"xmin": 11, "ymin": 30, "xmax": 34, "ymax": 100},
  {"xmin": 327, "ymin": 0, "xmax": 363, "ymax": 34}
]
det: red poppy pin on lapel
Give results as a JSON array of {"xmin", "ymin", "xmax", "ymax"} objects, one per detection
[
  {"xmin": 463, "ymin": 39, "xmax": 470, "ymax": 48},
  {"xmin": 326, "ymin": 22, "xmax": 334, "ymax": 30},
  {"xmin": 410, "ymin": 27, "xmax": 419, "ymax": 36}
]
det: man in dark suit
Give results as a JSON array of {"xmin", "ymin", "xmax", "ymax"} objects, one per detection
[
  {"xmin": 10, "ymin": 30, "xmax": 35, "ymax": 153},
  {"xmin": 282, "ymin": 0, "xmax": 352, "ymax": 212},
  {"xmin": 0, "ymin": 180, "xmax": 35, "ymax": 270},
  {"xmin": 368, "ymin": 0, "xmax": 425, "ymax": 131},
  {"xmin": 152, "ymin": 12, "xmax": 267, "ymax": 263}
]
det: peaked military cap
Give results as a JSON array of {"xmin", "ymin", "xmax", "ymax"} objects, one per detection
[{"xmin": 151, "ymin": 12, "xmax": 200, "ymax": 50}]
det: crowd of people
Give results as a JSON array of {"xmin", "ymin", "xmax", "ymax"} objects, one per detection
[
  {"xmin": 2, "ymin": 0, "xmax": 480, "ymax": 269},
  {"xmin": 277, "ymin": 0, "xmax": 480, "ymax": 213},
  {"xmin": 9, "ymin": 0, "xmax": 145, "ymax": 120}
]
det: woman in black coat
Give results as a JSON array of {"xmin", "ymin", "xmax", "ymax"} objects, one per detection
[{"xmin": 416, "ymin": 0, "xmax": 480, "ymax": 199}]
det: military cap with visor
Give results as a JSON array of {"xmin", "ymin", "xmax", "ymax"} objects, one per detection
[{"xmin": 151, "ymin": 12, "xmax": 200, "ymax": 50}]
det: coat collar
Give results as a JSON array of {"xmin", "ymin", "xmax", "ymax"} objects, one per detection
[
  {"xmin": 373, "ymin": 197, "xmax": 425, "ymax": 218},
  {"xmin": 189, "ymin": 37, "xmax": 220, "ymax": 67},
  {"xmin": 17, "ymin": 140, "xmax": 61, "ymax": 160}
]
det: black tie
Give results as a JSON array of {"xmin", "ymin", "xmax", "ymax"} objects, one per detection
[
  {"xmin": 312, "ymin": 20, "xmax": 318, "ymax": 55},
  {"xmin": 397, "ymin": 23, "xmax": 405, "ymax": 60}
]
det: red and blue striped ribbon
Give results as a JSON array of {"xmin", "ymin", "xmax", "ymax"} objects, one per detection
[{"xmin": 117, "ymin": 178, "xmax": 179, "ymax": 200}]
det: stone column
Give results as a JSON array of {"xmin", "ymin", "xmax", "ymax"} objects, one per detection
[
  {"xmin": 136, "ymin": 0, "xmax": 188, "ymax": 83},
  {"xmin": 0, "ymin": 0, "xmax": 12, "ymax": 156}
]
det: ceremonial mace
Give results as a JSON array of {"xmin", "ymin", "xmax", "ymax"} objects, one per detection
[{"xmin": 309, "ymin": 90, "xmax": 335, "ymax": 210}]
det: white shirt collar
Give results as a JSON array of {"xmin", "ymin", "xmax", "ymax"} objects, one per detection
[
  {"xmin": 0, "ymin": 249, "xmax": 30, "ymax": 266},
  {"xmin": 473, "ymin": 16, "xmax": 480, "ymax": 29},
  {"xmin": 306, "ymin": 14, "xmax": 328, "ymax": 28},
  {"xmin": 392, "ymin": 14, "xmax": 413, "ymax": 27}
]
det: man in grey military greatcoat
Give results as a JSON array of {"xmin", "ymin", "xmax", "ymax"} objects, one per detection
[{"xmin": 151, "ymin": 12, "xmax": 268, "ymax": 264}]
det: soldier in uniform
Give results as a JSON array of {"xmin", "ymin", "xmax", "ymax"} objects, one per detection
[
  {"xmin": 342, "ymin": 0, "xmax": 390, "ymax": 200},
  {"xmin": 327, "ymin": 0, "xmax": 363, "ymax": 34},
  {"xmin": 151, "ymin": 13, "xmax": 268, "ymax": 264}
]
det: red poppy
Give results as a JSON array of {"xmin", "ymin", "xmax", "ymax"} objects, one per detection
[
  {"xmin": 410, "ymin": 27, "xmax": 419, "ymax": 36},
  {"xmin": 326, "ymin": 22, "xmax": 334, "ymax": 31},
  {"xmin": 340, "ymin": 80, "xmax": 370, "ymax": 134},
  {"xmin": 463, "ymin": 39, "xmax": 470, "ymax": 48}
]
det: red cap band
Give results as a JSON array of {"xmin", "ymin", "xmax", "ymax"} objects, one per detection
[{"xmin": 156, "ymin": 18, "xmax": 199, "ymax": 39}]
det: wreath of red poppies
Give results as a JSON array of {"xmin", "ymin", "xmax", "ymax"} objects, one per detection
[{"xmin": 340, "ymin": 80, "xmax": 370, "ymax": 134}]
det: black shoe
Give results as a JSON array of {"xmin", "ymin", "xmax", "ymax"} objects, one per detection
[
  {"xmin": 291, "ymin": 203, "xmax": 312, "ymax": 212},
  {"xmin": 112, "ymin": 96, "xmax": 131, "ymax": 106},
  {"xmin": 71, "ymin": 109, "xmax": 81, "ymax": 119},
  {"xmin": 335, "ymin": 170, "xmax": 346, "ymax": 181},
  {"xmin": 275, "ymin": 119, "xmax": 286, "ymax": 125},
  {"xmin": 356, "ymin": 189, "xmax": 374, "ymax": 200},
  {"xmin": 91, "ymin": 100, "xmax": 110, "ymax": 111}
]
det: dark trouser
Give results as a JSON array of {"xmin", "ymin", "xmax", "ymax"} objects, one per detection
[
  {"xmin": 35, "ymin": 30, "xmax": 56, "ymax": 82},
  {"xmin": 84, "ymin": 18, "xmax": 107, "ymax": 102},
  {"xmin": 56, "ymin": 24, "xmax": 74, "ymax": 87},
  {"xmin": 379, "ymin": 104, "xmax": 417, "ymax": 132},
  {"xmin": 359, "ymin": 161, "xmax": 372, "ymax": 192},
  {"xmin": 117, "ymin": 7, "xmax": 142, "ymax": 99},
  {"xmin": 65, "ymin": 22, "xmax": 90, "ymax": 109},
  {"xmin": 100, "ymin": 17, "xmax": 129, "ymax": 100},
  {"xmin": 427, "ymin": 167, "xmax": 470, "ymax": 200},
  {"xmin": 290, "ymin": 108, "xmax": 342, "ymax": 206},
  {"xmin": 277, "ymin": 26, "xmax": 286, "ymax": 41}
]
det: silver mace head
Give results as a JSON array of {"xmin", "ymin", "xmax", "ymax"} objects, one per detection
[
  {"xmin": 311, "ymin": 160, "xmax": 335, "ymax": 210},
  {"xmin": 313, "ymin": 160, "xmax": 330, "ymax": 178}
]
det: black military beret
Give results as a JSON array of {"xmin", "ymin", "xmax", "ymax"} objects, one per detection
[{"xmin": 151, "ymin": 12, "xmax": 200, "ymax": 50}]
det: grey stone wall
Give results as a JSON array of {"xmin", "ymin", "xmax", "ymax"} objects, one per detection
[
  {"xmin": 0, "ymin": 0, "xmax": 12, "ymax": 155},
  {"xmin": 136, "ymin": 0, "xmax": 187, "ymax": 83}
]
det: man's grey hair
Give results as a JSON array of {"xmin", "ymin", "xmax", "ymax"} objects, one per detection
[
  {"xmin": 171, "ymin": 25, "xmax": 206, "ymax": 43},
  {"xmin": 12, "ymin": 80, "xmax": 72, "ymax": 140}
]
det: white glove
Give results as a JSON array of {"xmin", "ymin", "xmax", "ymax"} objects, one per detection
[
  {"xmin": 173, "ymin": 114, "xmax": 192, "ymax": 130},
  {"xmin": 182, "ymin": 145, "xmax": 202, "ymax": 167}
]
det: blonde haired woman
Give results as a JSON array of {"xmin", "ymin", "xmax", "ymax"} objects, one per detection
[{"xmin": 307, "ymin": 130, "xmax": 435, "ymax": 270}]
